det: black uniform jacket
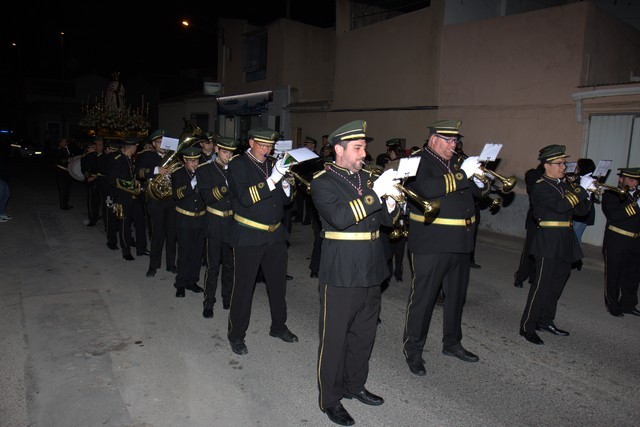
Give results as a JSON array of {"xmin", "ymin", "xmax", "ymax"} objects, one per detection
[
  {"xmin": 135, "ymin": 149, "xmax": 163, "ymax": 191},
  {"xmin": 310, "ymin": 164, "xmax": 398, "ymax": 288},
  {"xmin": 602, "ymin": 190, "xmax": 640, "ymax": 249},
  {"xmin": 530, "ymin": 176, "xmax": 589, "ymax": 263},
  {"xmin": 227, "ymin": 153, "xmax": 293, "ymax": 247},
  {"xmin": 53, "ymin": 147, "xmax": 71, "ymax": 172},
  {"xmin": 171, "ymin": 165, "xmax": 205, "ymax": 229},
  {"xmin": 405, "ymin": 148, "xmax": 488, "ymax": 255},
  {"xmin": 196, "ymin": 158, "xmax": 234, "ymax": 241},
  {"xmin": 81, "ymin": 151, "xmax": 100, "ymax": 180},
  {"xmin": 107, "ymin": 153, "xmax": 136, "ymax": 204},
  {"xmin": 97, "ymin": 151, "xmax": 115, "ymax": 197}
]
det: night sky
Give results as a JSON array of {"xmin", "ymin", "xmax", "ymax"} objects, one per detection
[{"xmin": 4, "ymin": 1, "xmax": 336, "ymax": 80}]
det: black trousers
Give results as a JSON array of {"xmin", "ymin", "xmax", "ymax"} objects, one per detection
[
  {"xmin": 175, "ymin": 226, "xmax": 205, "ymax": 288},
  {"xmin": 317, "ymin": 284, "xmax": 380, "ymax": 411},
  {"xmin": 403, "ymin": 252, "xmax": 470, "ymax": 359},
  {"xmin": 603, "ymin": 243, "xmax": 640, "ymax": 313},
  {"xmin": 146, "ymin": 200, "xmax": 176, "ymax": 270},
  {"xmin": 117, "ymin": 197, "xmax": 147, "ymax": 257},
  {"xmin": 204, "ymin": 238, "xmax": 233, "ymax": 308},
  {"xmin": 228, "ymin": 241, "xmax": 288, "ymax": 342},
  {"xmin": 390, "ymin": 236, "xmax": 406, "ymax": 280},
  {"xmin": 105, "ymin": 201, "xmax": 118, "ymax": 248},
  {"xmin": 55, "ymin": 171, "xmax": 71, "ymax": 209},
  {"xmin": 520, "ymin": 256, "xmax": 570, "ymax": 334},
  {"xmin": 131, "ymin": 197, "xmax": 147, "ymax": 254},
  {"xmin": 86, "ymin": 181, "xmax": 101, "ymax": 224}
]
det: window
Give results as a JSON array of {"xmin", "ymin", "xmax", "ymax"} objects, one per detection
[{"xmin": 244, "ymin": 31, "xmax": 267, "ymax": 82}]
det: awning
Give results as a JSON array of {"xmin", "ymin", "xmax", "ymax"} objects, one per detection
[{"xmin": 217, "ymin": 91, "xmax": 272, "ymax": 115}]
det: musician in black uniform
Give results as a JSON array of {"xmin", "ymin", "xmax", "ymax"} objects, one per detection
[
  {"xmin": 53, "ymin": 138, "xmax": 73, "ymax": 210},
  {"xmin": 402, "ymin": 120, "xmax": 488, "ymax": 376},
  {"xmin": 199, "ymin": 133, "xmax": 217, "ymax": 164},
  {"xmin": 226, "ymin": 128, "xmax": 297, "ymax": 356},
  {"xmin": 602, "ymin": 167, "xmax": 640, "ymax": 317},
  {"xmin": 172, "ymin": 146, "xmax": 206, "ymax": 298},
  {"xmin": 107, "ymin": 137, "xmax": 145, "ymax": 260},
  {"xmin": 519, "ymin": 144, "xmax": 593, "ymax": 345},
  {"xmin": 136, "ymin": 129, "xmax": 177, "ymax": 277},
  {"xmin": 311, "ymin": 120, "xmax": 400, "ymax": 426},
  {"xmin": 100, "ymin": 140, "xmax": 120, "ymax": 249},
  {"xmin": 513, "ymin": 165, "xmax": 544, "ymax": 287},
  {"xmin": 81, "ymin": 138, "xmax": 104, "ymax": 226},
  {"xmin": 197, "ymin": 137, "xmax": 238, "ymax": 318}
]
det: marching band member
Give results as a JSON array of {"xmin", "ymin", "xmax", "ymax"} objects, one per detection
[{"xmin": 602, "ymin": 167, "xmax": 640, "ymax": 317}]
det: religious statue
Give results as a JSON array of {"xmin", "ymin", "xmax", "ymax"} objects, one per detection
[{"xmin": 105, "ymin": 71, "xmax": 125, "ymax": 111}]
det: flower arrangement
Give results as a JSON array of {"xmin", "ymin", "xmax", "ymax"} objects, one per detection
[{"xmin": 79, "ymin": 77, "xmax": 150, "ymax": 140}]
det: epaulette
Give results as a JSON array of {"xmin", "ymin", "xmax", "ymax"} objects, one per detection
[
  {"xmin": 313, "ymin": 169, "xmax": 327, "ymax": 179},
  {"xmin": 196, "ymin": 162, "xmax": 208, "ymax": 169},
  {"xmin": 137, "ymin": 149, "xmax": 151, "ymax": 154},
  {"xmin": 410, "ymin": 148, "xmax": 423, "ymax": 156},
  {"xmin": 229, "ymin": 154, "xmax": 240, "ymax": 162},
  {"xmin": 173, "ymin": 165, "xmax": 185, "ymax": 172},
  {"xmin": 114, "ymin": 154, "xmax": 122, "ymax": 160},
  {"xmin": 535, "ymin": 178, "xmax": 544, "ymax": 184}
]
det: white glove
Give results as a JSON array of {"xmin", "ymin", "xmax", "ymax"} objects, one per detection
[
  {"xmin": 190, "ymin": 176, "xmax": 197, "ymax": 189},
  {"xmin": 269, "ymin": 158, "xmax": 290, "ymax": 184},
  {"xmin": 473, "ymin": 176, "xmax": 486, "ymax": 188},
  {"xmin": 372, "ymin": 169, "xmax": 397, "ymax": 201},
  {"xmin": 579, "ymin": 173, "xmax": 596, "ymax": 192},
  {"xmin": 460, "ymin": 156, "xmax": 481, "ymax": 178}
]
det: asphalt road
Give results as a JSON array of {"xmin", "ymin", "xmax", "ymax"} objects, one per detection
[{"xmin": 1, "ymin": 157, "xmax": 638, "ymax": 427}]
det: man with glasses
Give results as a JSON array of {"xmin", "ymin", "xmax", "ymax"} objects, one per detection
[
  {"xmin": 226, "ymin": 128, "xmax": 297, "ymax": 355},
  {"xmin": 402, "ymin": 120, "xmax": 487, "ymax": 376},
  {"xmin": 519, "ymin": 145, "xmax": 594, "ymax": 345}
]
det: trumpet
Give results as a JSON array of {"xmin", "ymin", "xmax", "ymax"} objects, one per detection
[
  {"xmin": 361, "ymin": 162, "xmax": 440, "ymax": 218},
  {"xmin": 455, "ymin": 150, "xmax": 517, "ymax": 193},
  {"xmin": 591, "ymin": 182, "xmax": 629, "ymax": 200},
  {"xmin": 287, "ymin": 169, "xmax": 311, "ymax": 194}
]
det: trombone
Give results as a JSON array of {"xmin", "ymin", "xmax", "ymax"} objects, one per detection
[
  {"xmin": 455, "ymin": 150, "xmax": 517, "ymax": 193},
  {"xmin": 287, "ymin": 169, "xmax": 311, "ymax": 194}
]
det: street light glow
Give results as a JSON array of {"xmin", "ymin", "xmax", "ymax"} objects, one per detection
[{"xmin": 181, "ymin": 20, "xmax": 190, "ymax": 27}]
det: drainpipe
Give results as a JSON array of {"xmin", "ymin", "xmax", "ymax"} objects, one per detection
[{"xmin": 572, "ymin": 86, "xmax": 640, "ymax": 122}]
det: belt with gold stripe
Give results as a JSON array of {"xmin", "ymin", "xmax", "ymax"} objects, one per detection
[
  {"xmin": 206, "ymin": 207, "xmax": 233, "ymax": 217},
  {"xmin": 323, "ymin": 230, "xmax": 380, "ymax": 241},
  {"xmin": 409, "ymin": 212, "xmax": 475, "ymax": 227},
  {"xmin": 234, "ymin": 214, "xmax": 280, "ymax": 232},
  {"xmin": 175, "ymin": 206, "xmax": 206, "ymax": 217},
  {"xmin": 608, "ymin": 225, "xmax": 640, "ymax": 238},
  {"xmin": 538, "ymin": 220, "xmax": 572, "ymax": 228}
]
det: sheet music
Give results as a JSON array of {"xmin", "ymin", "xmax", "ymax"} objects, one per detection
[
  {"xmin": 160, "ymin": 137, "xmax": 179, "ymax": 152},
  {"xmin": 565, "ymin": 162, "xmax": 577, "ymax": 174},
  {"xmin": 282, "ymin": 147, "xmax": 319, "ymax": 165},
  {"xmin": 593, "ymin": 160, "xmax": 612, "ymax": 178},
  {"xmin": 478, "ymin": 143, "xmax": 502, "ymax": 162},
  {"xmin": 396, "ymin": 157, "xmax": 420, "ymax": 179}
]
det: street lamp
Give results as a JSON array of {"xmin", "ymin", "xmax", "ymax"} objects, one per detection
[
  {"xmin": 60, "ymin": 31, "xmax": 66, "ymax": 138},
  {"xmin": 180, "ymin": 18, "xmax": 225, "ymax": 95}
]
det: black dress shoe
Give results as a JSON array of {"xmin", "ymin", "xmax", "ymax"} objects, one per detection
[
  {"xmin": 137, "ymin": 249, "xmax": 150, "ymax": 256},
  {"xmin": 223, "ymin": 302, "xmax": 230, "ymax": 310},
  {"xmin": 395, "ymin": 276, "xmax": 403, "ymax": 282},
  {"xmin": 230, "ymin": 340, "xmax": 248, "ymax": 355},
  {"xmin": 107, "ymin": 243, "xmax": 119, "ymax": 250},
  {"xmin": 470, "ymin": 262, "xmax": 481, "ymax": 269},
  {"xmin": 324, "ymin": 404, "xmax": 355, "ymax": 426},
  {"xmin": 536, "ymin": 324, "xmax": 569, "ymax": 336},
  {"xmin": 514, "ymin": 280, "xmax": 524, "ymax": 288},
  {"xmin": 406, "ymin": 356, "xmax": 426, "ymax": 376},
  {"xmin": 609, "ymin": 311, "xmax": 624, "ymax": 317},
  {"xmin": 175, "ymin": 287, "xmax": 185, "ymax": 298},
  {"xmin": 203, "ymin": 307, "xmax": 213, "ymax": 319},
  {"xmin": 123, "ymin": 254, "xmax": 135, "ymax": 261},
  {"xmin": 442, "ymin": 347, "xmax": 479, "ymax": 362},
  {"xmin": 185, "ymin": 284, "xmax": 204, "ymax": 293},
  {"xmin": 310, "ymin": 272, "xmax": 318, "ymax": 278},
  {"xmin": 622, "ymin": 308, "xmax": 640, "ymax": 316},
  {"xmin": 269, "ymin": 329, "xmax": 298, "ymax": 343},
  {"xmin": 166, "ymin": 266, "xmax": 177, "ymax": 274},
  {"xmin": 87, "ymin": 221, "xmax": 97, "ymax": 227},
  {"xmin": 146, "ymin": 268, "xmax": 156, "ymax": 278},
  {"xmin": 343, "ymin": 389, "xmax": 384, "ymax": 406},
  {"xmin": 286, "ymin": 274, "xmax": 293, "ymax": 281},
  {"xmin": 520, "ymin": 329, "xmax": 544, "ymax": 345}
]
